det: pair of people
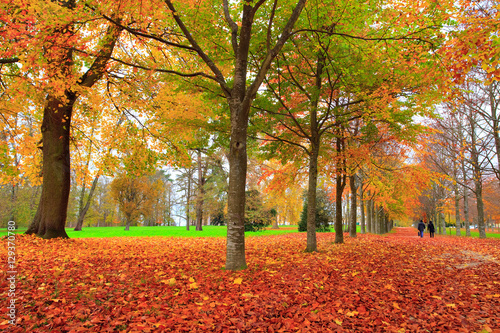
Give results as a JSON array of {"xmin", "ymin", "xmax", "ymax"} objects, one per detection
[{"xmin": 417, "ymin": 220, "xmax": 435, "ymax": 238}]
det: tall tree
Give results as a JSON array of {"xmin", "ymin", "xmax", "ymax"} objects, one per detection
[
  {"xmin": 94, "ymin": 0, "xmax": 307, "ymax": 270},
  {"xmin": 0, "ymin": 1, "xmax": 123, "ymax": 238}
]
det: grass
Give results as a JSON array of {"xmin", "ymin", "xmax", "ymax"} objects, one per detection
[
  {"xmin": 0, "ymin": 225, "xmax": 300, "ymax": 239},
  {"xmin": 444, "ymin": 228, "xmax": 500, "ymax": 239},
  {"xmin": 2, "ymin": 225, "xmax": 499, "ymax": 239}
]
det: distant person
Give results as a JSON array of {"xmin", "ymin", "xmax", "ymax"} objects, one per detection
[
  {"xmin": 417, "ymin": 220, "xmax": 425, "ymax": 238},
  {"xmin": 428, "ymin": 220, "xmax": 435, "ymax": 238}
]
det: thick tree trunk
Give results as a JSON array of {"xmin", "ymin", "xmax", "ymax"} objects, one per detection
[
  {"xmin": 349, "ymin": 174, "xmax": 357, "ymax": 238},
  {"xmin": 225, "ymin": 102, "xmax": 249, "ymax": 270},
  {"xmin": 26, "ymin": 94, "xmax": 76, "ymax": 239},
  {"xmin": 334, "ymin": 173, "xmax": 346, "ymax": 244}
]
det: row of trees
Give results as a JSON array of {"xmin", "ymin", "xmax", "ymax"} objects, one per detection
[{"xmin": 1, "ymin": 0, "xmax": 499, "ymax": 270}]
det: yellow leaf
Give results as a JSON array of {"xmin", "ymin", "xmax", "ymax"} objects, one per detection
[
  {"xmin": 346, "ymin": 311, "xmax": 358, "ymax": 317},
  {"xmin": 189, "ymin": 282, "xmax": 198, "ymax": 289},
  {"xmin": 393, "ymin": 302, "xmax": 400, "ymax": 310},
  {"xmin": 431, "ymin": 296, "xmax": 442, "ymax": 300},
  {"xmin": 446, "ymin": 304, "xmax": 456, "ymax": 308},
  {"xmin": 234, "ymin": 277, "xmax": 243, "ymax": 285},
  {"xmin": 160, "ymin": 278, "xmax": 176, "ymax": 286},
  {"xmin": 189, "ymin": 277, "xmax": 195, "ymax": 283},
  {"xmin": 334, "ymin": 319, "xmax": 342, "ymax": 325}
]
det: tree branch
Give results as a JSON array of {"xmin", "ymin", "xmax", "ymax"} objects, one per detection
[
  {"xmin": 223, "ymin": 0, "xmax": 239, "ymax": 56},
  {"xmin": 0, "ymin": 58, "xmax": 19, "ymax": 64},
  {"xmin": 163, "ymin": 0, "xmax": 230, "ymax": 96}
]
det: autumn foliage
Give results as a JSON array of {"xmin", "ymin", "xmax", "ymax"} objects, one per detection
[{"xmin": 1, "ymin": 229, "xmax": 499, "ymax": 332}]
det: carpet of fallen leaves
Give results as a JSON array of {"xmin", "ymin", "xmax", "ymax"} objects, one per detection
[{"xmin": 1, "ymin": 228, "xmax": 500, "ymax": 332}]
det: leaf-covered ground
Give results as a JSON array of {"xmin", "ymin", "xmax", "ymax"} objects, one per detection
[{"xmin": 1, "ymin": 228, "xmax": 499, "ymax": 332}]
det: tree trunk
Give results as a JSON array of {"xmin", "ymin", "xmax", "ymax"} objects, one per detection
[
  {"xmin": 225, "ymin": 101, "xmax": 249, "ymax": 270},
  {"xmin": 74, "ymin": 175, "xmax": 99, "ymax": 231},
  {"xmin": 488, "ymin": 84, "xmax": 500, "ymax": 185},
  {"xmin": 271, "ymin": 216, "xmax": 279, "ymax": 229},
  {"xmin": 349, "ymin": 174, "xmax": 357, "ymax": 238},
  {"xmin": 359, "ymin": 181, "xmax": 365, "ymax": 234},
  {"xmin": 186, "ymin": 169, "xmax": 191, "ymax": 230},
  {"xmin": 463, "ymin": 177, "xmax": 471, "ymax": 237},
  {"xmin": 305, "ymin": 145, "xmax": 319, "ymax": 252},
  {"xmin": 334, "ymin": 173, "xmax": 346, "ymax": 244},
  {"xmin": 195, "ymin": 149, "xmax": 204, "ymax": 231},
  {"xmin": 9, "ymin": 184, "xmax": 17, "ymax": 223},
  {"xmin": 474, "ymin": 176, "xmax": 486, "ymax": 238},
  {"xmin": 371, "ymin": 200, "xmax": 376, "ymax": 233},
  {"xmin": 124, "ymin": 217, "xmax": 131, "ymax": 231},
  {"xmin": 26, "ymin": 94, "xmax": 76, "ymax": 239},
  {"xmin": 470, "ymin": 118, "xmax": 486, "ymax": 238},
  {"xmin": 304, "ymin": 52, "xmax": 325, "ymax": 252},
  {"xmin": 439, "ymin": 212, "xmax": 445, "ymax": 235},
  {"xmin": 454, "ymin": 176, "xmax": 461, "ymax": 236},
  {"xmin": 366, "ymin": 195, "xmax": 372, "ymax": 233},
  {"xmin": 344, "ymin": 194, "xmax": 350, "ymax": 233}
]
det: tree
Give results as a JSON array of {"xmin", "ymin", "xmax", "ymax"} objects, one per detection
[
  {"xmin": 253, "ymin": 0, "xmax": 448, "ymax": 248},
  {"xmin": 94, "ymin": 0, "xmax": 307, "ymax": 270},
  {"xmin": 244, "ymin": 189, "xmax": 274, "ymax": 232},
  {"xmin": 0, "ymin": 1, "xmax": 123, "ymax": 238},
  {"xmin": 298, "ymin": 188, "xmax": 333, "ymax": 232},
  {"xmin": 110, "ymin": 173, "xmax": 163, "ymax": 230}
]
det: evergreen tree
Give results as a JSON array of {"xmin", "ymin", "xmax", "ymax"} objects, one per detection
[{"xmin": 298, "ymin": 189, "xmax": 333, "ymax": 232}]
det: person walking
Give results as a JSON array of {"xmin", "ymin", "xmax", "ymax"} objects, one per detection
[
  {"xmin": 428, "ymin": 220, "xmax": 435, "ymax": 238},
  {"xmin": 417, "ymin": 220, "xmax": 426, "ymax": 238}
]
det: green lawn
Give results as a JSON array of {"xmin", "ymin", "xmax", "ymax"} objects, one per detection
[
  {"xmin": 2, "ymin": 225, "xmax": 499, "ymax": 239},
  {"xmin": 443, "ymin": 228, "xmax": 500, "ymax": 238},
  {"xmin": 0, "ymin": 225, "xmax": 300, "ymax": 238}
]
